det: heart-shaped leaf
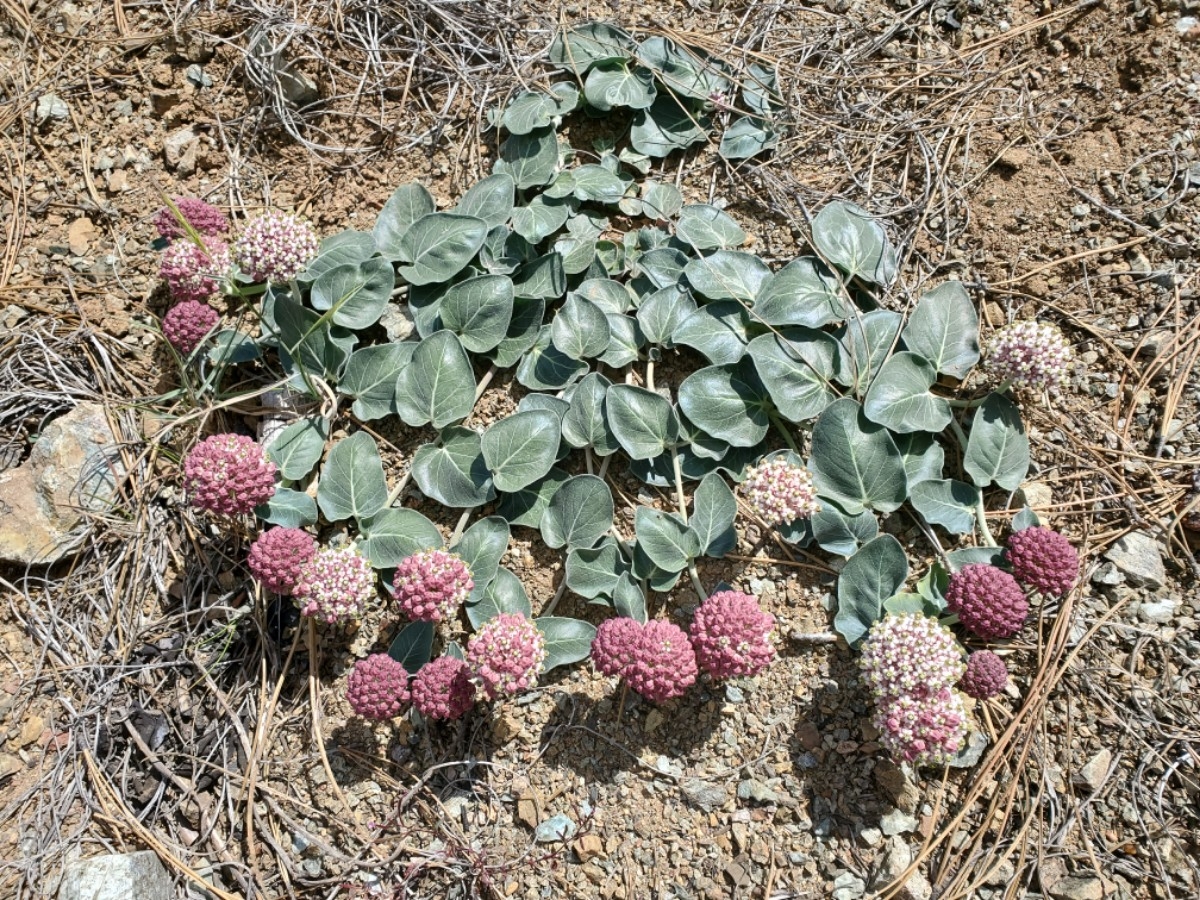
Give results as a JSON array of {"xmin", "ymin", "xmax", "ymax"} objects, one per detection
[
  {"xmin": 747, "ymin": 331, "xmax": 840, "ymax": 424},
  {"xmin": 570, "ymin": 164, "xmax": 631, "ymax": 204},
  {"xmin": 808, "ymin": 399, "xmax": 907, "ymax": 514},
  {"xmin": 638, "ymin": 284, "xmax": 697, "ymax": 346},
  {"xmin": 584, "ymin": 62, "xmax": 657, "ymax": 111},
  {"xmin": 893, "ymin": 431, "xmax": 946, "ymax": 487},
  {"xmin": 274, "ymin": 294, "xmax": 351, "ymax": 383},
  {"xmin": 678, "ymin": 362, "xmax": 770, "ymax": 447},
  {"xmin": 454, "ymin": 173, "xmax": 516, "ymax": 229},
  {"xmin": 684, "ymin": 250, "xmax": 771, "ymax": 302},
  {"xmin": 562, "ymin": 372, "xmax": 620, "ymax": 456},
  {"xmin": 691, "ymin": 472, "xmax": 736, "ymax": 558},
  {"xmin": 395, "ymin": 330, "xmax": 477, "ymax": 429},
  {"xmin": 300, "ymin": 229, "xmax": 376, "ymax": 284},
  {"xmin": 511, "ymin": 196, "xmax": 574, "ymax": 243},
  {"xmin": 641, "ymin": 182, "xmax": 683, "ymax": 220},
  {"xmin": 255, "ymin": 487, "xmax": 317, "ymax": 528},
  {"xmin": 636, "ymin": 247, "xmax": 690, "ymax": 289},
  {"xmin": 375, "ymin": 183, "xmax": 436, "ymax": 260},
  {"xmin": 496, "ymin": 126, "xmax": 560, "ymax": 189},
  {"xmin": 718, "ymin": 116, "xmax": 778, "ymax": 160},
  {"xmin": 672, "ymin": 300, "xmax": 752, "ymax": 365},
  {"xmin": 266, "ymin": 416, "xmax": 328, "ymax": 481},
  {"xmin": 340, "ymin": 343, "xmax": 414, "ymax": 420},
  {"xmin": 630, "ymin": 95, "xmax": 709, "ymax": 158},
  {"xmin": 605, "ymin": 384, "xmax": 679, "ymax": 460},
  {"xmin": 676, "ymin": 204, "xmax": 747, "ymax": 250},
  {"xmin": 634, "ymin": 506, "xmax": 700, "ymax": 573},
  {"xmin": 636, "ymin": 36, "xmax": 731, "ymax": 100},
  {"xmin": 310, "ymin": 257, "xmax": 394, "ymax": 330},
  {"xmin": 612, "ymin": 574, "xmax": 647, "ymax": 623},
  {"xmin": 551, "ymin": 296, "xmax": 611, "ymax": 359},
  {"xmin": 517, "ymin": 327, "xmax": 589, "ymax": 391},
  {"xmin": 811, "ymin": 502, "xmax": 879, "ymax": 556},
  {"xmin": 481, "ymin": 410, "xmax": 561, "ymax": 492},
  {"xmin": 901, "ymin": 280, "xmax": 980, "ymax": 379},
  {"xmin": 449, "ymin": 516, "xmax": 509, "ymax": 589},
  {"xmin": 753, "ymin": 257, "xmax": 847, "ymax": 328},
  {"xmin": 535, "ymin": 617, "xmax": 598, "ymax": 671},
  {"xmin": 541, "ymin": 475, "xmax": 614, "ymax": 550},
  {"xmin": 835, "ymin": 534, "xmax": 908, "ymax": 646},
  {"xmin": 964, "ymin": 393, "xmax": 1029, "ymax": 491},
  {"xmin": 512, "ymin": 253, "xmax": 566, "ymax": 300},
  {"xmin": 836, "ymin": 309, "xmax": 902, "ymax": 394},
  {"xmin": 496, "ymin": 467, "xmax": 571, "ymax": 528},
  {"xmin": 862, "ymin": 351, "xmax": 952, "ymax": 434},
  {"xmin": 389, "ymin": 621, "xmax": 434, "ymax": 675},
  {"xmin": 548, "ymin": 22, "xmax": 635, "ymax": 74},
  {"xmin": 489, "ymin": 296, "xmax": 545, "ymax": 368},
  {"xmin": 467, "ymin": 566, "xmax": 532, "ymax": 629},
  {"xmin": 909, "ymin": 479, "xmax": 979, "ymax": 534},
  {"xmin": 410, "ymin": 427, "xmax": 495, "ymax": 508},
  {"xmin": 573, "ymin": 279, "xmax": 634, "ymax": 315},
  {"xmin": 397, "ymin": 214, "xmax": 488, "ymax": 286},
  {"xmin": 440, "ymin": 275, "xmax": 514, "ymax": 353},
  {"xmin": 317, "ymin": 431, "xmax": 388, "ymax": 523},
  {"xmin": 812, "ymin": 200, "xmax": 897, "ymax": 287},
  {"xmin": 501, "ymin": 91, "xmax": 558, "ymax": 135},
  {"xmin": 359, "ymin": 508, "xmax": 442, "ymax": 567},
  {"xmin": 565, "ymin": 537, "xmax": 627, "ymax": 599}
]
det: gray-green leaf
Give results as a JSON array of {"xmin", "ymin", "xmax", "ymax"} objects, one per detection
[
  {"xmin": 752, "ymin": 257, "xmax": 847, "ymax": 329},
  {"xmin": 481, "ymin": 410, "xmax": 561, "ymax": 492},
  {"xmin": 605, "ymin": 384, "xmax": 679, "ymax": 460},
  {"xmin": 835, "ymin": 534, "xmax": 908, "ymax": 646},
  {"xmin": 677, "ymin": 362, "xmax": 770, "ymax": 447},
  {"xmin": 396, "ymin": 214, "xmax": 488, "ymax": 286},
  {"xmin": 901, "ymin": 281, "xmax": 980, "ymax": 379},
  {"xmin": 808, "ymin": 399, "xmax": 907, "ymax": 514},
  {"xmin": 811, "ymin": 200, "xmax": 897, "ymax": 287},
  {"xmin": 317, "ymin": 431, "xmax": 388, "ymax": 523},
  {"xmin": 395, "ymin": 330, "xmax": 477, "ymax": 429},
  {"xmin": 535, "ymin": 617, "xmax": 598, "ymax": 671},
  {"xmin": 675, "ymin": 204, "xmax": 746, "ymax": 250},
  {"xmin": 862, "ymin": 352, "xmax": 952, "ymax": 434},
  {"xmin": 440, "ymin": 275, "xmax": 514, "ymax": 354},
  {"xmin": 964, "ymin": 393, "xmax": 1030, "ymax": 491},
  {"xmin": 691, "ymin": 472, "xmax": 736, "ymax": 558},
  {"xmin": 255, "ymin": 487, "xmax": 317, "ymax": 528},
  {"xmin": 310, "ymin": 257, "xmax": 394, "ymax": 330},
  {"xmin": 684, "ymin": 250, "xmax": 771, "ymax": 302},
  {"xmin": 909, "ymin": 479, "xmax": 979, "ymax": 534},
  {"xmin": 340, "ymin": 343, "xmax": 414, "ymax": 420},
  {"xmin": 410, "ymin": 427, "xmax": 495, "ymax": 508},
  {"xmin": 375, "ymin": 183, "xmax": 436, "ymax": 261},
  {"xmin": 358, "ymin": 508, "xmax": 442, "ymax": 567},
  {"xmin": 266, "ymin": 416, "xmax": 328, "ymax": 481},
  {"xmin": 541, "ymin": 475, "xmax": 614, "ymax": 550},
  {"xmin": 454, "ymin": 173, "xmax": 515, "ymax": 228},
  {"xmin": 634, "ymin": 506, "xmax": 699, "ymax": 573}
]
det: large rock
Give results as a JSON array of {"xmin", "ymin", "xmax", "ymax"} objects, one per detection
[
  {"xmin": 0, "ymin": 403, "xmax": 125, "ymax": 565},
  {"xmin": 1104, "ymin": 531, "xmax": 1166, "ymax": 588},
  {"xmin": 59, "ymin": 850, "xmax": 172, "ymax": 900}
]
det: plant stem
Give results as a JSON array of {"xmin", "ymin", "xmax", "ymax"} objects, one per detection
[
  {"xmin": 386, "ymin": 471, "xmax": 411, "ymax": 507},
  {"xmin": 670, "ymin": 447, "xmax": 688, "ymax": 524},
  {"xmin": 945, "ymin": 381, "xmax": 1010, "ymax": 409},
  {"xmin": 450, "ymin": 510, "xmax": 471, "ymax": 546},
  {"xmin": 947, "ymin": 414, "xmax": 970, "ymax": 451},
  {"xmin": 790, "ymin": 631, "xmax": 839, "ymax": 645},
  {"xmin": 597, "ymin": 454, "xmax": 612, "ymax": 480},
  {"xmin": 542, "ymin": 578, "xmax": 568, "ymax": 617},
  {"xmin": 769, "ymin": 413, "xmax": 799, "ymax": 453},
  {"xmin": 616, "ymin": 680, "xmax": 629, "ymax": 724},
  {"xmin": 586, "ymin": 447, "xmax": 594, "ymax": 476},
  {"xmin": 645, "ymin": 359, "xmax": 655, "ymax": 392},
  {"xmin": 975, "ymin": 493, "xmax": 998, "ymax": 547},
  {"xmin": 687, "ymin": 562, "xmax": 708, "ymax": 603},
  {"xmin": 474, "ymin": 365, "xmax": 498, "ymax": 403}
]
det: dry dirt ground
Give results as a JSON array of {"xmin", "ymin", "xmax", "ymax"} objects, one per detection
[{"xmin": 1, "ymin": 1, "xmax": 1199, "ymax": 899}]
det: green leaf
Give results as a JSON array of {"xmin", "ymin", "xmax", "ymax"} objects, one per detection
[
  {"xmin": 481, "ymin": 410, "xmax": 561, "ymax": 492},
  {"xmin": 340, "ymin": 343, "xmax": 414, "ymax": 420},
  {"xmin": 901, "ymin": 281, "xmax": 980, "ymax": 379},
  {"xmin": 718, "ymin": 116, "xmax": 778, "ymax": 160},
  {"xmin": 747, "ymin": 331, "xmax": 840, "ymax": 423},
  {"xmin": 359, "ymin": 508, "xmax": 442, "ymax": 567},
  {"xmin": 862, "ymin": 352, "xmax": 952, "ymax": 434},
  {"xmin": 489, "ymin": 296, "xmax": 545, "ymax": 368},
  {"xmin": 554, "ymin": 236, "xmax": 596, "ymax": 275},
  {"xmin": 836, "ymin": 309, "xmax": 902, "ymax": 394},
  {"xmin": 752, "ymin": 257, "xmax": 847, "ymax": 328},
  {"xmin": 255, "ymin": 487, "xmax": 316, "ymax": 528},
  {"xmin": 535, "ymin": 617, "xmax": 598, "ymax": 672},
  {"xmin": 375, "ymin": 183, "xmax": 436, "ymax": 260},
  {"xmin": 562, "ymin": 372, "xmax": 620, "ymax": 456},
  {"xmin": 909, "ymin": 479, "xmax": 979, "ymax": 535},
  {"xmin": 511, "ymin": 196, "xmax": 573, "ymax": 243},
  {"xmin": 677, "ymin": 362, "xmax": 770, "ymax": 447},
  {"xmin": 541, "ymin": 475, "xmax": 614, "ymax": 551},
  {"xmin": 565, "ymin": 538, "xmax": 627, "ymax": 599},
  {"xmin": 1012, "ymin": 507, "xmax": 1040, "ymax": 532},
  {"xmin": 496, "ymin": 126, "xmax": 560, "ymax": 189},
  {"xmin": 612, "ymin": 574, "xmax": 647, "ymax": 623},
  {"xmin": 835, "ymin": 534, "xmax": 908, "ymax": 646},
  {"xmin": 388, "ymin": 621, "xmax": 434, "ymax": 676},
  {"xmin": 439, "ymin": 274, "xmax": 514, "ymax": 354},
  {"xmin": 641, "ymin": 182, "xmax": 683, "ymax": 220},
  {"xmin": 635, "ymin": 36, "xmax": 731, "ymax": 101},
  {"xmin": 207, "ymin": 329, "xmax": 261, "ymax": 366},
  {"xmin": 310, "ymin": 257, "xmax": 394, "ymax": 330},
  {"xmin": 274, "ymin": 294, "xmax": 350, "ymax": 383},
  {"xmin": 516, "ymin": 327, "xmax": 588, "ymax": 391},
  {"xmin": 672, "ymin": 300, "xmax": 752, "ymax": 365},
  {"xmin": 676, "ymin": 204, "xmax": 747, "ymax": 251},
  {"xmin": 467, "ymin": 567, "xmax": 532, "ymax": 629},
  {"xmin": 893, "ymin": 431, "xmax": 945, "ymax": 486},
  {"xmin": 395, "ymin": 330, "xmax": 476, "ymax": 429},
  {"xmin": 573, "ymin": 279, "xmax": 634, "ymax": 314},
  {"xmin": 317, "ymin": 431, "xmax": 388, "ymax": 522},
  {"xmin": 454, "ymin": 173, "xmax": 515, "ymax": 228},
  {"xmin": 266, "ymin": 416, "xmax": 328, "ymax": 481},
  {"xmin": 396, "ymin": 213, "xmax": 488, "ymax": 286},
  {"xmin": 812, "ymin": 200, "xmax": 897, "ymax": 287},
  {"xmin": 551, "ymin": 296, "xmax": 611, "ymax": 359},
  {"xmin": 808, "ymin": 399, "xmax": 907, "ymax": 514},
  {"xmin": 300, "ymin": 229, "xmax": 376, "ymax": 284},
  {"xmin": 743, "ymin": 62, "xmax": 781, "ymax": 117},
  {"xmin": 684, "ymin": 250, "xmax": 771, "ymax": 302},
  {"xmin": 449, "ymin": 516, "xmax": 509, "ymax": 588},
  {"xmin": 638, "ymin": 284, "xmax": 697, "ymax": 346},
  {"xmin": 946, "ymin": 547, "xmax": 1005, "ymax": 571},
  {"xmin": 512, "ymin": 253, "xmax": 566, "ymax": 300},
  {"xmin": 691, "ymin": 472, "xmax": 736, "ymax": 558},
  {"xmin": 496, "ymin": 467, "xmax": 570, "ymax": 528},
  {"xmin": 964, "ymin": 393, "xmax": 1030, "ymax": 491},
  {"xmin": 501, "ymin": 91, "xmax": 557, "ymax": 135},
  {"xmin": 630, "ymin": 95, "xmax": 709, "ymax": 158},
  {"xmin": 410, "ymin": 427, "xmax": 495, "ymax": 508},
  {"xmin": 631, "ymin": 541, "xmax": 682, "ymax": 592},
  {"xmin": 548, "ymin": 22, "xmax": 635, "ymax": 75},
  {"xmin": 634, "ymin": 507, "xmax": 699, "ymax": 573},
  {"xmin": 584, "ymin": 62, "xmax": 656, "ymax": 111},
  {"xmin": 636, "ymin": 247, "xmax": 690, "ymax": 289},
  {"xmin": 811, "ymin": 503, "xmax": 878, "ymax": 556},
  {"xmin": 605, "ymin": 384, "xmax": 679, "ymax": 460}
]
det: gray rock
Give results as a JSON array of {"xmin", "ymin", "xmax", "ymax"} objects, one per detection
[
  {"xmin": 831, "ymin": 871, "xmax": 866, "ymax": 900},
  {"xmin": 185, "ymin": 65, "xmax": 213, "ymax": 88},
  {"xmin": 112, "ymin": 99, "xmax": 133, "ymax": 117},
  {"xmin": 59, "ymin": 851, "xmax": 172, "ymax": 900},
  {"xmin": 163, "ymin": 128, "xmax": 199, "ymax": 174},
  {"xmin": 859, "ymin": 826, "xmax": 882, "ymax": 847},
  {"xmin": 879, "ymin": 808, "xmax": 918, "ymax": 836},
  {"xmin": 1072, "ymin": 749, "xmax": 1111, "ymax": 792},
  {"xmin": 0, "ymin": 403, "xmax": 126, "ymax": 565},
  {"xmin": 36, "ymin": 94, "xmax": 70, "ymax": 121},
  {"xmin": 379, "ymin": 303, "xmax": 415, "ymax": 342},
  {"xmin": 874, "ymin": 759, "xmax": 920, "ymax": 813},
  {"xmin": 1049, "ymin": 876, "xmax": 1106, "ymax": 900},
  {"xmin": 1137, "ymin": 596, "xmax": 1179, "ymax": 625},
  {"xmin": 1104, "ymin": 532, "xmax": 1165, "ymax": 588},
  {"xmin": 534, "ymin": 813, "xmax": 577, "ymax": 843},
  {"xmin": 948, "ymin": 729, "xmax": 989, "ymax": 769},
  {"xmin": 736, "ymin": 778, "xmax": 778, "ymax": 805},
  {"xmin": 871, "ymin": 837, "xmax": 932, "ymax": 899},
  {"xmin": 1090, "ymin": 562, "xmax": 1125, "ymax": 586}
]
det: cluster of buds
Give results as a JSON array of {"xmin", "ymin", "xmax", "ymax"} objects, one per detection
[
  {"xmin": 945, "ymin": 564, "xmax": 1029, "ymax": 640},
  {"xmin": 1005, "ymin": 526, "xmax": 1078, "ymax": 596},
  {"xmin": 154, "ymin": 198, "xmax": 230, "ymax": 240},
  {"xmin": 293, "ymin": 545, "xmax": 376, "ymax": 624},
  {"xmin": 232, "ymin": 210, "xmax": 319, "ymax": 283},
  {"xmin": 986, "ymin": 321, "xmax": 1073, "ymax": 392},
  {"xmin": 959, "ymin": 650, "xmax": 1008, "ymax": 700},
  {"xmin": 183, "ymin": 433, "xmax": 276, "ymax": 515},
  {"xmin": 392, "ymin": 549, "xmax": 473, "ymax": 622},
  {"xmin": 247, "ymin": 527, "xmax": 316, "ymax": 595},
  {"xmin": 590, "ymin": 617, "xmax": 698, "ymax": 704},
  {"xmin": 742, "ymin": 456, "xmax": 820, "ymax": 526},
  {"xmin": 346, "ymin": 654, "xmax": 410, "ymax": 721},
  {"xmin": 466, "ymin": 614, "xmax": 546, "ymax": 700},
  {"xmin": 159, "ymin": 238, "xmax": 231, "ymax": 304},
  {"xmin": 859, "ymin": 613, "xmax": 965, "ymax": 701},
  {"xmin": 412, "ymin": 656, "xmax": 476, "ymax": 721},
  {"xmin": 162, "ymin": 300, "xmax": 219, "ymax": 354},
  {"xmin": 689, "ymin": 590, "xmax": 776, "ymax": 679},
  {"xmin": 873, "ymin": 688, "xmax": 967, "ymax": 768}
]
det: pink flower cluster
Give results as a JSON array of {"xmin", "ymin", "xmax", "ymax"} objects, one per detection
[
  {"xmin": 959, "ymin": 650, "xmax": 1008, "ymax": 700},
  {"xmin": 162, "ymin": 300, "xmax": 219, "ymax": 354},
  {"xmin": 160, "ymin": 238, "xmax": 231, "ymax": 303},
  {"xmin": 873, "ymin": 688, "xmax": 967, "ymax": 768},
  {"xmin": 742, "ymin": 457, "xmax": 820, "ymax": 525},
  {"xmin": 412, "ymin": 656, "xmax": 476, "ymax": 721},
  {"xmin": 986, "ymin": 321, "xmax": 1072, "ymax": 391},
  {"xmin": 859, "ymin": 613, "xmax": 965, "ymax": 701},
  {"xmin": 1005, "ymin": 526, "xmax": 1078, "ymax": 597},
  {"xmin": 945, "ymin": 564, "xmax": 1028, "ymax": 640},
  {"xmin": 689, "ymin": 590, "xmax": 775, "ymax": 679},
  {"xmin": 392, "ymin": 549, "xmax": 474, "ymax": 622},
  {"xmin": 466, "ymin": 614, "xmax": 546, "ymax": 700},
  {"xmin": 591, "ymin": 617, "xmax": 698, "ymax": 703},
  {"xmin": 294, "ymin": 545, "xmax": 376, "ymax": 623},
  {"xmin": 154, "ymin": 198, "xmax": 230, "ymax": 240},
  {"xmin": 184, "ymin": 433, "xmax": 277, "ymax": 515},
  {"xmin": 346, "ymin": 654, "xmax": 410, "ymax": 721},
  {"xmin": 232, "ymin": 210, "xmax": 319, "ymax": 283},
  {"xmin": 247, "ymin": 527, "xmax": 316, "ymax": 595}
]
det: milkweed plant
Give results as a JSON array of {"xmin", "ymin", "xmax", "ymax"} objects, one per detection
[{"xmin": 158, "ymin": 22, "xmax": 1080, "ymax": 772}]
